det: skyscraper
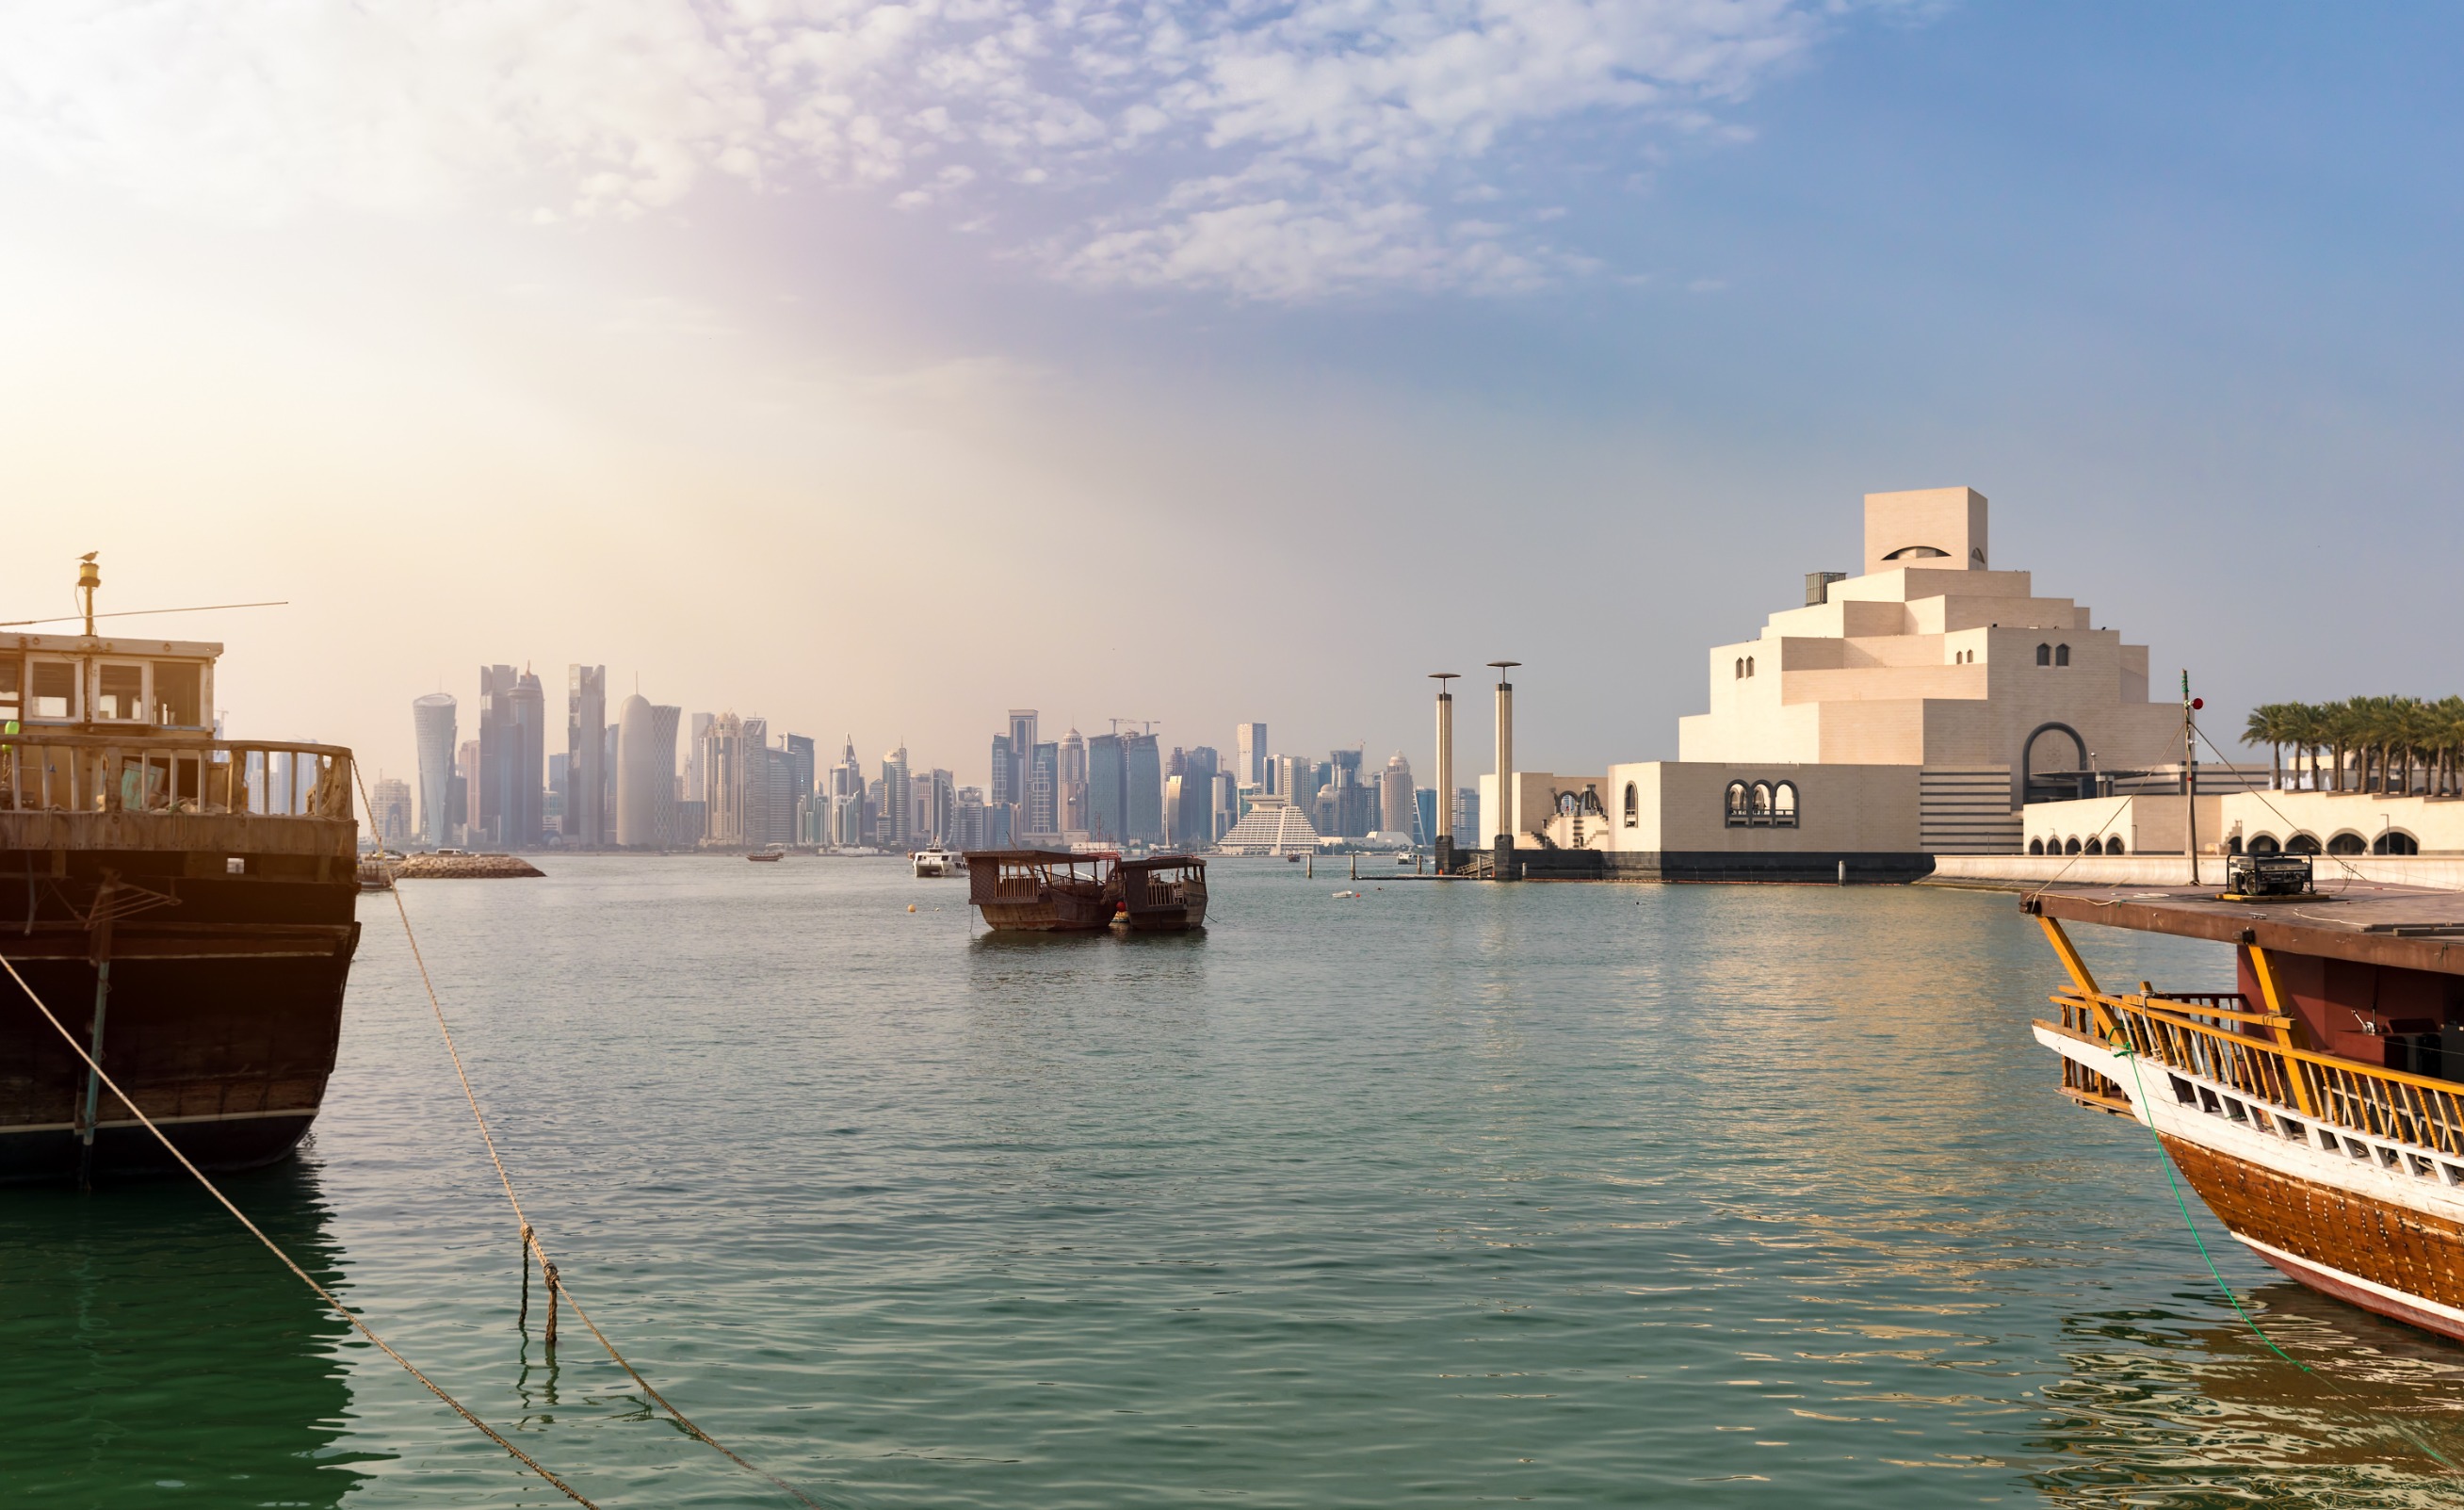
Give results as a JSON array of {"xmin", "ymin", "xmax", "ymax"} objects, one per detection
[
  {"xmin": 1058, "ymin": 728, "xmax": 1087, "ymax": 834},
  {"xmin": 785, "ymin": 734, "xmax": 817, "ymax": 815},
  {"xmin": 1169, "ymin": 746, "xmax": 1219, "ymax": 847},
  {"xmin": 686, "ymin": 712, "xmax": 713, "ymax": 807},
  {"xmin": 458, "ymin": 738, "xmax": 481, "ymax": 837},
  {"xmin": 880, "ymin": 745, "xmax": 912, "ymax": 848},
  {"xmin": 1086, "ymin": 732, "xmax": 1125, "ymax": 841},
  {"xmin": 703, "ymin": 712, "xmax": 745, "ymax": 844},
  {"xmin": 478, "ymin": 664, "xmax": 546, "ymax": 847},
  {"xmin": 1026, "ymin": 739, "xmax": 1059, "ymax": 837},
  {"xmin": 370, "ymin": 776, "xmax": 413, "ymax": 847},
  {"xmin": 616, "ymin": 692, "xmax": 680, "ymax": 848},
  {"xmin": 989, "ymin": 732, "xmax": 1013, "ymax": 813},
  {"xmin": 1236, "ymin": 723, "xmax": 1267, "ymax": 788},
  {"xmin": 1381, "ymin": 753, "xmax": 1415, "ymax": 836},
  {"xmin": 1125, "ymin": 732, "xmax": 1162, "ymax": 842},
  {"xmin": 566, "ymin": 665, "xmax": 607, "ymax": 847},
  {"xmin": 412, "ymin": 692, "xmax": 457, "ymax": 848},
  {"xmin": 1274, "ymin": 754, "xmax": 1311, "ymax": 812}
]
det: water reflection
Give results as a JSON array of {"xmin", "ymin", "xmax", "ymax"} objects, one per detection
[
  {"xmin": 2034, "ymin": 1282, "xmax": 2464, "ymax": 1505},
  {"xmin": 0, "ymin": 1155, "xmax": 379, "ymax": 1505}
]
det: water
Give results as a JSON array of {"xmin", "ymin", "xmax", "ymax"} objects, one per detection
[{"xmin": 8, "ymin": 861, "xmax": 2464, "ymax": 1508}]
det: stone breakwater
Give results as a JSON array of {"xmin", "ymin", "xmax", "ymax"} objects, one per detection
[{"xmin": 396, "ymin": 852, "xmax": 544, "ymax": 880}]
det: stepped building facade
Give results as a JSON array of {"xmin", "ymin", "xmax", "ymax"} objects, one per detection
[{"xmin": 1482, "ymin": 486, "xmax": 2186, "ymax": 878}]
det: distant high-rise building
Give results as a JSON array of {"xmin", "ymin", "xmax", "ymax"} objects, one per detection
[
  {"xmin": 1026, "ymin": 739, "xmax": 1059, "ymax": 837},
  {"xmin": 881, "ymin": 745, "xmax": 913, "ymax": 848},
  {"xmin": 478, "ymin": 664, "xmax": 546, "ymax": 847},
  {"xmin": 1059, "ymin": 729, "xmax": 1088, "ymax": 834},
  {"xmin": 458, "ymin": 738, "xmax": 481, "ymax": 837},
  {"xmin": 1212, "ymin": 772, "xmax": 1237, "ymax": 842},
  {"xmin": 1086, "ymin": 732, "xmax": 1125, "ymax": 841},
  {"xmin": 988, "ymin": 732, "xmax": 1013, "ymax": 812},
  {"xmin": 1169, "ymin": 746, "xmax": 1219, "ymax": 848},
  {"xmin": 1008, "ymin": 709, "xmax": 1037, "ymax": 790},
  {"xmin": 1125, "ymin": 733, "xmax": 1162, "ymax": 842},
  {"xmin": 922, "ymin": 768, "xmax": 955, "ymax": 844},
  {"xmin": 953, "ymin": 786, "xmax": 988, "ymax": 850},
  {"xmin": 740, "ymin": 717, "xmax": 782, "ymax": 846},
  {"xmin": 615, "ymin": 693, "xmax": 680, "ymax": 848},
  {"xmin": 703, "ymin": 712, "xmax": 746, "ymax": 844},
  {"xmin": 412, "ymin": 692, "xmax": 457, "ymax": 847},
  {"xmin": 1236, "ymin": 723, "xmax": 1267, "ymax": 788},
  {"xmin": 785, "ymin": 734, "xmax": 817, "ymax": 812},
  {"xmin": 1329, "ymin": 747, "xmax": 1370, "ymax": 838},
  {"xmin": 1414, "ymin": 787, "xmax": 1437, "ymax": 847},
  {"xmin": 1380, "ymin": 753, "xmax": 1415, "ymax": 836},
  {"xmin": 686, "ymin": 712, "xmax": 713, "ymax": 806},
  {"xmin": 1451, "ymin": 787, "xmax": 1479, "ymax": 842},
  {"xmin": 370, "ymin": 776, "xmax": 413, "ymax": 848},
  {"xmin": 566, "ymin": 665, "xmax": 607, "ymax": 847},
  {"xmin": 1273, "ymin": 754, "xmax": 1310, "ymax": 811},
  {"xmin": 546, "ymin": 752, "xmax": 568, "ymax": 833}
]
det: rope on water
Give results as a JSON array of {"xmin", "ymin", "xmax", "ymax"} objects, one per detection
[
  {"xmin": 0, "ymin": 950, "xmax": 603, "ymax": 1508},
  {"xmin": 358, "ymin": 769, "xmax": 828, "ymax": 1509},
  {"xmin": 2100, "ymin": 1026, "xmax": 2462, "ymax": 1475}
]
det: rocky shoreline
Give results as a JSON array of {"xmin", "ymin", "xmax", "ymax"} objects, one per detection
[{"xmin": 396, "ymin": 852, "xmax": 545, "ymax": 880}]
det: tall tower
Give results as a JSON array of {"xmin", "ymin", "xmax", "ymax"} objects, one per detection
[
  {"xmin": 412, "ymin": 692, "xmax": 457, "ymax": 848},
  {"xmin": 567, "ymin": 664, "xmax": 606, "ymax": 847},
  {"xmin": 1488, "ymin": 661, "xmax": 1519, "ymax": 845},
  {"xmin": 1236, "ymin": 722, "xmax": 1267, "ymax": 787}
]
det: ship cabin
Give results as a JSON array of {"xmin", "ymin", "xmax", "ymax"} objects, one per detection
[
  {"xmin": 0, "ymin": 631, "xmax": 355, "ymax": 869},
  {"xmin": 2029, "ymin": 870, "xmax": 2464, "ymax": 1340}
]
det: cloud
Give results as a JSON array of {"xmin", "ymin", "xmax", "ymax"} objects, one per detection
[{"xmin": 0, "ymin": 1, "xmax": 1861, "ymax": 297}]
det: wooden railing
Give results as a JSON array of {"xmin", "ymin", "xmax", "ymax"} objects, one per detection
[
  {"xmin": 0, "ymin": 731, "xmax": 353, "ymax": 820},
  {"xmin": 2053, "ymin": 986, "xmax": 2464, "ymax": 1158}
]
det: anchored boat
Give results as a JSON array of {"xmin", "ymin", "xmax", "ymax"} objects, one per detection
[
  {"xmin": 1111, "ymin": 855, "xmax": 1208, "ymax": 932},
  {"xmin": 912, "ymin": 845, "xmax": 963, "ymax": 878},
  {"xmin": 0, "ymin": 561, "xmax": 358, "ymax": 1182},
  {"xmin": 2029, "ymin": 859, "xmax": 2464, "ymax": 1341},
  {"xmin": 964, "ymin": 850, "xmax": 1114, "ymax": 932}
]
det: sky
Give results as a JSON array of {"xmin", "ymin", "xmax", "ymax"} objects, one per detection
[{"xmin": 3, "ymin": 2, "xmax": 2459, "ymax": 792}]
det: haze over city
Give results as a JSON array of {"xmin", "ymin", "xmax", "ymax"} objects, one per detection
[{"xmin": 5, "ymin": 5, "xmax": 2458, "ymax": 792}]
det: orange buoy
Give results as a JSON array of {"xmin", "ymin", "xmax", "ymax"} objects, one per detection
[{"xmin": 907, "ymin": 903, "xmax": 917, "ymax": 913}]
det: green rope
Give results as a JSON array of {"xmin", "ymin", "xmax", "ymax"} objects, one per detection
[{"xmin": 2105, "ymin": 1035, "xmax": 2461, "ymax": 1472}]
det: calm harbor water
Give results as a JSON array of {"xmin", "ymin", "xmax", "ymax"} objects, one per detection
[{"xmin": 8, "ymin": 860, "xmax": 2464, "ymax": 1508}]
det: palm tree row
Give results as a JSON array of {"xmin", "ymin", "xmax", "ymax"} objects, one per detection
[{"xmin": 2241, "ymin": 697, "xmax": 2464, "ymax": 796}]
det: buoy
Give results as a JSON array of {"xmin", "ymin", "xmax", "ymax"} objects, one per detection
[{"xmin": 907, "ymin": 903, "xmax": 917, "ymax": 913}]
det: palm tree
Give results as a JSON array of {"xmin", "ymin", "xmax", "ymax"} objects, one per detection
[
  {"xmin": 2243, "ymin": 704, "xmax": 2289, "ymax": 790},
  {"xmin": 2283, "ymin": 702, "xmax": 2323, "ymax": 791}
]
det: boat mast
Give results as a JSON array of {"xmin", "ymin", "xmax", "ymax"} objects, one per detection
[
  {"xmin": 2180, "ymin": 669, "xmax": 2200, "ymax": 886},
  {"xmin": 78, "ymin": 552, "xmax": 100, "ymax": 636}
]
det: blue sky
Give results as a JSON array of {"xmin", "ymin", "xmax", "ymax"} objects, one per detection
[{"xmin": 2, "ymin": 3, "xmax": 2456, "ymax": 783}]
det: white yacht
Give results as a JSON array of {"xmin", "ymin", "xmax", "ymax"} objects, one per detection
[{"xmin": 912, "ymin": 845, "xmax": 964, "ymax": 878}]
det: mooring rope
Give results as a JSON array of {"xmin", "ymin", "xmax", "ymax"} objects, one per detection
[
  {"xmin": 357, "ymin": 771, "xmax": 828, "ymax": 1509},
  {"xmin": 0, "ymin": 950, "xmax": 603, "ymax": 1508},
  {"xmin": 2099, "ymin": 1024, "xmax": 2462, "ymax": 1475}
]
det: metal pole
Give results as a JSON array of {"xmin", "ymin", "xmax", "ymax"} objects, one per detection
[
  {"xmin": 2181, "ymin": 670, "xmax": 2199, "ymax": 887},
  {"xmin": 76, "ymin": 910, "xmax": 114, "ymax": 1189},
  {"xmin": 1488, "ymin": 662, "xmax": 1518, "ymax": 844},
  {"xmin": 1430, "ymin": 674, "xmax": 1457, "ymax": 858}
]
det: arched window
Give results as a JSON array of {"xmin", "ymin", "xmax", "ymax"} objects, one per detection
[
  {"xmin": 2327, "ymin": 832, "xmax": 2367, "ymax": 855},
  {"xmin": 1749, "ymin": 782, "xmax": 1773, "ymax": 824},
  {"xmin": 2035, "ymin": 643, "xmax": 2051, "ymax": 666},
  {"xmin": 1745, "ymin": 656, "xmax": 1756, "ymax": 677},
  {"xmin": 1772, "ymin": 782, "xmax": 1798, "ymax": 828},
  {"xmin": 2227, "ymin": 835, "xmax": 2243, "ymax": 854},
  {"xmin": 1725, "ymin": 782, "xmax": 1749, "ymax": 827},
  {"xmin": 2376, "ymin": 831, "xmax": 2421, "ymax": 855},
  {"xmin": 1734, "ymin": 658, "xmax": 1743, "ymax": 679},
  {"xmin": 2028, "ymin": 837, "xmax": 2045, "ymax": 855},
  {"xmin": 2247, "ymin": 834, "xmax": 2279, "ymax": 854},
  {"xmin": 2083, "ymin": 837, "xmax": 2103, "ymax": 855},
  {"xmin": 2064, "ymin": 836, "xmax": 2082, "ymax": 854},
  {"xmin": 2286, "ymin": 833, "xmax": 2321, "ymax": 855},
  {"xmin": 2107, "ymin": 836, "xmax": 2125, "ymax": 855},
  {"xmin": 2054, "ymin": 644, "xmax": 2070, "ymax": 667},
  {"xmin": 1623, "ymin": 782, "xmax": 1639, "ymax": 828}
]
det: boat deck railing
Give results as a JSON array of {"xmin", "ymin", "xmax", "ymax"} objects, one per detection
[
  {"xmin": 2051, "ymin": 984, "xmax": 2464, "ymax": 1159},
  {"xmin": 0, "ymin": 730, "xmax": 354, "ymax": 820}
]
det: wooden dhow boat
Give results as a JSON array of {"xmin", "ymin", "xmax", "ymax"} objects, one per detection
[
  {"xmin": 2030, "ymin": 859, "xmax": 2464, "ymax": 1341},
  {"xmin": 1, "ymin": 561, "xmax": 359, "ymax": 1182},
  {"xmin": 1110, "ymin": 855, "xmax": 1208, "ymax": 932},
  {"xmin": 964, "ymin": 850, "xmax": 1114, "ymax": 932}
]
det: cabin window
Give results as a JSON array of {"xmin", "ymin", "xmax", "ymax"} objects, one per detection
[
  {"xmin": 2035, "ymin": 643, "xmax": 2051, "ymax": 666},
  {"xmin": 153, "ymin": 661, "xmax": 203, "ymax": 726},
  {"xmin": 29, "ymin": 660, "xmax": 75, "ymax": 720},
  {"xmin": 2375, "ymin": 831, "xmax": 2420, "ymax": 855},
  {"xmin": 2168, "ymin": 1075, "xmax": 2196, "ymax": 1104},
  {"xmin": 2223, "ymin": 1096, "xmax": 2247, "ymax": 1122},
  {"xmin": 0, "ymin": 660, "xmax": 16, "ymax": 723},
  {"xmin": 2197, "ymin": 1086, "xmax": 2222, "ymax": 1115},
  {"xmin": 2411, "ymin": 1154, "xmax": 2439, "ymax": 1179},
  {"xmin": 1772, "ymin": 781, "xmax": 1798, "ymax": 828},
  {"xmin": 2343, "ymin": 1137, "xmax": 2371, "ymax": 1160},
  {"xmin": 96, "ymin": 662, "xmax": 145, "ymax": 722},
  {"xmin": 2054, "ymin": 643, "xmax": 2070, "ymax": 667},
  {"xmin": 1749, "ymin": 782, "xmax": 1773, "ymax": 824},
  {"xmin": 2326, "ymin": 832, "xmax": 2366, "ymax": 856},
  {"xmin": 225, "ymin": 856, "xmax": 247, "ymax": 875},
  {"xmin": 1724, "ymin": 782, "xmax": 1749, "ymax": 827},
  {"xmin": 2278, "ymin": 1117, "xmax": 2303, "ymax": 1141},
  {"xmin": 2249, "ymin": 1107, "xmax": 2273, "ymax": 1133},
  {"xmin": 2106, "ymin": 836, "xmax": 2124, "ymax": 856},
  {"xmin": 2028, "ymin": 837, "xmax": 2045, "ymax": 855},
  {"xmin": 2378, "ymin": 1145, "xmax": 2402, "ymax": 1169},
  {"xmin": 1623, "ymin": 782, "xmax": 1638, "ymax": 828}
]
